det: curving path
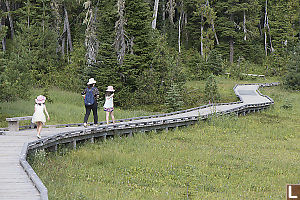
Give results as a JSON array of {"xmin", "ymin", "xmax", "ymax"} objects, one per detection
[{"xmin": 0, "ymin": 83, "xmax": 278, "ymax": 200}]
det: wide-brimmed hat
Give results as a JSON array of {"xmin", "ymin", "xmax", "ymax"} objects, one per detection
[
  {"xmin": 106, "ymin": 86, "xmax": 115, "ymax": 92},
  {"xmin": 35, "ymin": 95, "xmax": 46, "ymax": 104},
  {"xmin": 87, "ymin": 78, "xmax": 96, "ymax": 85}
]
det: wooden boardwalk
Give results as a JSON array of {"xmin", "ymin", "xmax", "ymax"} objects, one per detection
[
  {"xmin": 0, "ymin": 127, "xmax": 82, "ymax": 200},
  {"xmin": 0, "ymin": 83, "xmax": 277, "ymax": 200}
]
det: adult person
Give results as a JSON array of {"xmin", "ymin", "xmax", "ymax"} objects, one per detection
[{"xmin": 81, "ymin": 78, "xmax": 99, "ymax": 127}]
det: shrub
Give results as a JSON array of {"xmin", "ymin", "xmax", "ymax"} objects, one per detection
[{"xmin": 284, "ymin": 43, "xmax": 300, "ymax": 90}]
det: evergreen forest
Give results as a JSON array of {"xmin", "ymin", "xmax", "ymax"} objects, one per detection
[{"xmin": 0, "ymin": 0, "xmax": 299, "ymax": 108}]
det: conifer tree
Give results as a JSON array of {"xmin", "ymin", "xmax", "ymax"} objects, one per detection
[
  {"xmin": 213, "ymin": 0, "xmax": 262, "ymax": 64},
  {"xmin": 213, "ymin": 0, "xmax": 240, "ymax": 64},
  {"xmin": 192, "ymin": 0, "xmax": 217, "ymax": 59},
  {"xmin": 267, "ymin": 0, "xmax": 298, "ymax": 55},
  {"xmin": 4, "ymin": 0, "xmax": 59, "ymax": 87},
  {"xmin": 124, "ymin": 0, "xmax": 153, "ymax": 70},
  {"xmin": 91, "ymin": 0, "xmax": 120, "ymax": 97},
  {"xmin": 204, "ymin": 73, "xmax": 220, "ymax": 103},
  {"xmin": 115, "ymin": 0, "xmax": 153, "ymax": 103}
]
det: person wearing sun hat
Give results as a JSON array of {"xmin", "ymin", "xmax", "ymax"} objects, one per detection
[
  {"xmin": 81, "ymin": 78, "xmax": 99, "ymax": 127},
  {"xmin": 32, "ymin": 95, "xmax": 50, "ymax": 139},
  {"xmin": 103, "ymin": 86, "xmax": 115, "ymax": 124}
]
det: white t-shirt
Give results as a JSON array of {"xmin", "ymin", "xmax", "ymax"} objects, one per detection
[{"xmin": 103, "ymin": 95, "xmax": 113, "ymax": 108}]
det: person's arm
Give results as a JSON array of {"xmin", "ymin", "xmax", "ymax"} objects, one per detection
[
  {"xmin": 107, "ymin": 93, "xmax": 114, "ymax": 99},
  {"xmin": 94, "ymin": 88, "xmax": 100, "ymax": 100},
  {"xmin": 44, "ymin": 105, "xmax": 50, "ymax": 120},
  {"xmin": 81, "ymin": 88, "xmax": 87, "ymax": 98}
]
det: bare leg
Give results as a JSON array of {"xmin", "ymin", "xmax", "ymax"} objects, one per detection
[
  {"xmin": 36, "ymin": 122, "xmax": 40, "ymax": 134},
  {"xmin": 111, "ymin": 111, "xmax": 115, "ymax": 124},
  {"xmin": 106, "ymin": 112, "xmax": 110, "ymax": 124},
  {"xmin": 36, "ymin": 122, "xmax": 42, "ymax": 138}
]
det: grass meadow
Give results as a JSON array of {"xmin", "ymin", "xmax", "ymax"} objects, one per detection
[
  {"xmin": 0, "ymin": 88, "xmax": 157, "ymax": 128},
  {"xmin": 26, "ymin": 79, "xmax": 300, "ymax": 200},
  {"xmin": 0, "ymin": 76, "xmax": 277, "ymax": 128}
]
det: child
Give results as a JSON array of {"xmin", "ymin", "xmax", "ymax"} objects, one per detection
[
  {"xmin": 32, "ymin": 95, "xmax": 50, "ymax": 139},
  {"xmin": 103, "ymin": 86, "xmax": 115, "ymax": 124}
]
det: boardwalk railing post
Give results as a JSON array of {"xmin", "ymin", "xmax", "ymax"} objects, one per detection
[
  {"xmin": 128, "ymin": 131, "xmax": 133, "ymax": 137},
  {"xmin": 73, "ymin": 140, "xmax": 77, "ymax": 149}
]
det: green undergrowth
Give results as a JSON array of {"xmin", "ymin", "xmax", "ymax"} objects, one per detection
[{"xmin": 30, "ymin": 85, "xmax": 300, "ymax": 199}]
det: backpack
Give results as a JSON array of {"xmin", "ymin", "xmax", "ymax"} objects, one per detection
[{"xmin": 84, "ymin": 88, "xmax": 95, "ymax": 106}]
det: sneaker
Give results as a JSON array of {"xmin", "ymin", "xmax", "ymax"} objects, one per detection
[
  {"xmin": 83, "ymin": 123, "xmax": 87, "ymax": 128},
  {"xmin": 37, "ymin": 135, "xmax": 41, "ymax": 139}
]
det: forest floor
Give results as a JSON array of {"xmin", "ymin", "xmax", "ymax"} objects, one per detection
[{"xmin": 24, "ymin": 77, "xmax": 300, "ymax": 199}]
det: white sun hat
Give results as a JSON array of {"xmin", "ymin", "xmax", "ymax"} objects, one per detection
[
  {"xmin": 87, "ymin": 78, "xmax": 96, "ymax": 85},
  {"xmin": 35, "ymin": 95, "xmax": 46, "ymax": 104},
  {"xmin": 106, "ymin": 86, "xmax": 115, "ymax": 92}
]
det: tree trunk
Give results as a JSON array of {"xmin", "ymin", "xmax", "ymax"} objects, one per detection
[
  {"xmin": 206, "ymin": 0, "xmax": 219, "ymax": 45},
  {"xmin": 1, "ymin": 37, "xmax": 5, "ymax": 51},
  {"xmin": 264, "ymin": 0, "xmax": 273, "ymax": 54},
  {"xmin": 26, "ymin": 1, "xmax": 30, "ymax": 29},
  {"xmin": 243, "ymin": 10, "xmax": 247, "ymax": 41},
  {"xmin": 62, "ymin": 16, "xmax": 67, "ymax": 57},
  {"xmin": 211, "ymin": 19, "xmax": 219, "ymax": 45},
  {"xmin": 185, "ymin": 13, "xmax": 188, "ymax": 45},
  {"xmin": 258, "ymin": 21, "xmax": 263, "ymax": 36},
  {"xmin": 152, "ymin": 0, "xmax": 159, "ymax": 29},
  {"xmin": 64, "ymin": 6, "xmax": 73, "ymax": 52},
  {"xmin": 42, "ymin": 1, "xmax": 46, "ymax": 49},
  {"xmin": 162, "ymin": 0, "xmax": 166, "ymax": 32},
  {"xmin": 115, "ymin": 0, "xmax": 126, "ymax": 65},
  {"xmin": 229, "ymin": 38, "xmax": 234, "ymax": 64},
  {"xmin": 266, "ymin": 16, "xmax": 274, "ymax": 53},
  {"xmin": 229, "ymin": 14, "xmax": 234, "ymax": 64},
  {"xmin": 162, "ymin": 0, "xmax": 165, "ymax": 21},
  {"xmin": 5, "ymin": 0, "xmax": 14, "ymax": 39},
  {"xmin": 264, "ymin": 0, "xmax": 268, "ymax": 56},
  {"xmin": 200, "ymin": 13, "xmax": 204, "ymax": 57},
  {"xmin": 178, "ymin": 11, "xmax": 182, "ymax": 53},
  {"xmin": 0, "ymin": 18, "xmax": 6, "ymax": 51},
  {"xmin": 167, "ymin": 0, "xmax": 175, "ymax": 25},
  {"xmin": 50, "ymin": 0, "xmax": 62, "ymax": 54}
]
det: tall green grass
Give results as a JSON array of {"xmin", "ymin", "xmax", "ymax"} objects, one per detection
[
  {"xmin": 30, "ymin": 85, "xmax": 300, "ymax": 199},
  {"xmin": 0, "ymin": 76, "xmax": 278, "ymax": 128},
  {"xmin": 184, "ymin": 76, "xmax": 279, "ymax": 106},
  {"xmin": 0, "ymin": 88, "xmax": 157, "ymax": 127}
]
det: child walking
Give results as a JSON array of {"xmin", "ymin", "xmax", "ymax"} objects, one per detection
[
  {"xmin": 103, "ymin": 86, "xmax": 115, "ymax": 124},
  {"xmin": 32, "ymin": 95, "xmax": 50, "ymax": 139}
]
